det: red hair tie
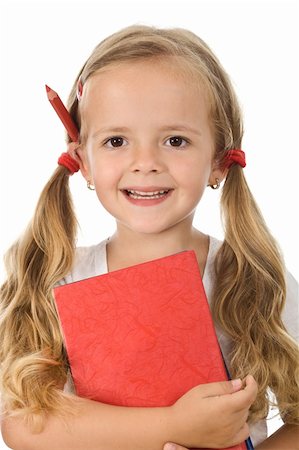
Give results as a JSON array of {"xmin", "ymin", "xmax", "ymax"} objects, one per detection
[
  {"xmin": 58, "ymin": 143, "xmax": 80, "ymax": 174},
  {"xmin": 58, "ymin": 152, "xmax": 80, "ymax": 175},
  {"xmin": 225, "ymin": 149, "xmax": 246, "ymax": 169}
]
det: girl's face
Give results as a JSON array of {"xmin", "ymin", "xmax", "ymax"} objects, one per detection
[{"xmin": 78, "ymin": 59, "xmax": 223, "ymax": 235}]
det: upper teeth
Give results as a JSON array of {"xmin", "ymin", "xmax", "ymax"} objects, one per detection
[{"xmin": 127, "ymin": 189, "xmax": 169, "ymax": 195}]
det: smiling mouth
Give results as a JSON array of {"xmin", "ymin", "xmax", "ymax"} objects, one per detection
[{"xmin": 122, "ymin": 189, "xmax": 173, "ymax": 199}]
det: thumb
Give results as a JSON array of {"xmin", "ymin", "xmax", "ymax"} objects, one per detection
[{"xmin": 200, "ymin": 378, "xmax": 243, "ymax": 398}]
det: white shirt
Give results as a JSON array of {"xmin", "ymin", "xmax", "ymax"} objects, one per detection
[{"xmin": 60, "ymin": 236, "xmax": 299, "ymax": 447}]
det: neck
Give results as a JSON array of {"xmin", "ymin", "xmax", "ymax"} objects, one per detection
[{"xmin": 106, "ymin": 218, "xmax": 209, "ymax": 272}]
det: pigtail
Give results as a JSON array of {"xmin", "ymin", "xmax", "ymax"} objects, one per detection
[
  {"xmin": 212, "ymin": 165, "xmax": 299, "ymax": 423},
  {"xmin": 0, "ymin": 166, "xmax": 77, "ymax": 431}
]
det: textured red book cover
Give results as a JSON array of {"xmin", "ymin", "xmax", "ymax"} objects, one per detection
[{"xmin": 54, "ymin": 250, "xmax": 246, "ymax": 450}]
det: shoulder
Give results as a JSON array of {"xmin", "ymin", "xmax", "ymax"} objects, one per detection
[
  {"xmin": 208, "ymin": 235, "xmax": 222, "ymax": 259},
  {"xmin": 203, "ymin": 235, "xmax": 222, "ymax": 278},
  {"xmin": 202, "ymin": 235, "xmax": 223, "ymax": 306},
  {"xmin": 57, "ymin": 238, "xmax": 109, "ymax": 286}
]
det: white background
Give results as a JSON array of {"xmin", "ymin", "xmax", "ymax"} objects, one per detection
[{"xmin": 0, "ymin": 0, "xmax": 298, "ymax": 448}]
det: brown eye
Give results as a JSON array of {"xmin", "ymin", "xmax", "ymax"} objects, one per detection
[
  {"xmin": 170, "ymin": 136, "xmax": 183, "ymax": 146},
  {"xmin": 107, "ymin": 137, "xmax": 124, "ymax": 147},
  {"xmin": 166, "ymin": 136, "xmax": 189, "ymax": 148}
]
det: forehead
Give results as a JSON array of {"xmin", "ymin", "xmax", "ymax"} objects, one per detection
[{"xmin": 79, "ymin": 58, "xmax": 211, "ymax": 132}]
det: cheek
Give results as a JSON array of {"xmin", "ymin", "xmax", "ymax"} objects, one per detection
[
  {"xmin": 93, "ymin": 181, "xmax": 115, "ymax": 212},
  {"xmin": 175, "ymin": 158, "xmax": 211, "ymax": 188},
  {"xmin": 92, "ymin": 166, "xmax": 123, "ymax": 205},
  {"xmin": 89, "ymin": 156, "xmax": 120, "ymax": 185},
  {"xmin": 93, "ymin": 175, "xmax": 115, "ymax": 193}
]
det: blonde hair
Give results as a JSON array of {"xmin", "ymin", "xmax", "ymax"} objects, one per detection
[{"xmin": 1, "ymin": 25, "xmax": 298, "ymax": 430}]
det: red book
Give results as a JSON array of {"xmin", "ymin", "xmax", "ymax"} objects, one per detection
[{"xmin": 54, "ymin": 250, "xmax": 247, "ymax": 450}]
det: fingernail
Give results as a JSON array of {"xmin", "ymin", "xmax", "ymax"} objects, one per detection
[
  {"xmin": 164, "ymin": 444, "xmax": 176, "ymax": 450},
  {"xmin": 231, "ymin": 378, "xmax": 242, "ymax": 389}
]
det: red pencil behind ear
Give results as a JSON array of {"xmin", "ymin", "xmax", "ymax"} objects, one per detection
[{"xmin": 45, "ymin": 85, "xmax": 79, "ymax": 142}]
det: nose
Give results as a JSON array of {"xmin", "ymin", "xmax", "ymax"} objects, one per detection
[{"xmin": 130, "ymin": 145, "xmax": 165, "ymax": 173}]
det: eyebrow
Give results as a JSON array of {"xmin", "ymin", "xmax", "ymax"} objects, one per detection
[{"xmin": 92, "ymin": 124, "xmax": 202, "ymax": 139}]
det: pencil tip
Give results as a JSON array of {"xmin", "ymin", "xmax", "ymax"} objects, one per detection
[{"xmin": 45, "ymin": 84, "xmax": 51, "ymax": 92}]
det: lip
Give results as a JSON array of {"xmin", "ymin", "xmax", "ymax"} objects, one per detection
[
  {"xmin": 120, "ymin": 186, "xmax": 174, "ymax": 192},
  {"xmin": 120, "ymin": 187, "xmax": 174, "ymax": 207}
]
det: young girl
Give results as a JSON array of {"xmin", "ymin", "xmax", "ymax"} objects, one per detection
[{"xmin": 0, "ymin": 25, "xmax": 298, "ymax": 450}]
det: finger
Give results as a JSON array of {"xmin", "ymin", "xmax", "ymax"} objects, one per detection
[
  {"xmin": 244, "ymin": 374, "xmax": 258, "ymax": 395},
  {"xmin": 222, "ymin": 376, "xmax": 258, "ymax": 411},
  {"xmin": 200, "ymin": 378, "xmax": 243, "ymax": 399},
  {"xmin": 243, "ymin": 376, "xmax": 258, "ymax": 405},
  {"xmin": 163, "ymin": 444, "xmax": 189, "ymax": 450}
]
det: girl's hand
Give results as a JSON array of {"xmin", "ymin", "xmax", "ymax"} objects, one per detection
[{"xmin": 167, "ymin": 375, "xmax": 257, "ymax": 449}]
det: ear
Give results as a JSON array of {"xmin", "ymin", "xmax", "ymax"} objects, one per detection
[
  {"xmin": 75, "ymin": 145, "xmax": 92, "ymax": 182},
  {"xmin": 208, "ymin": 162, "xmax": 228, "ymax": 187}
]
